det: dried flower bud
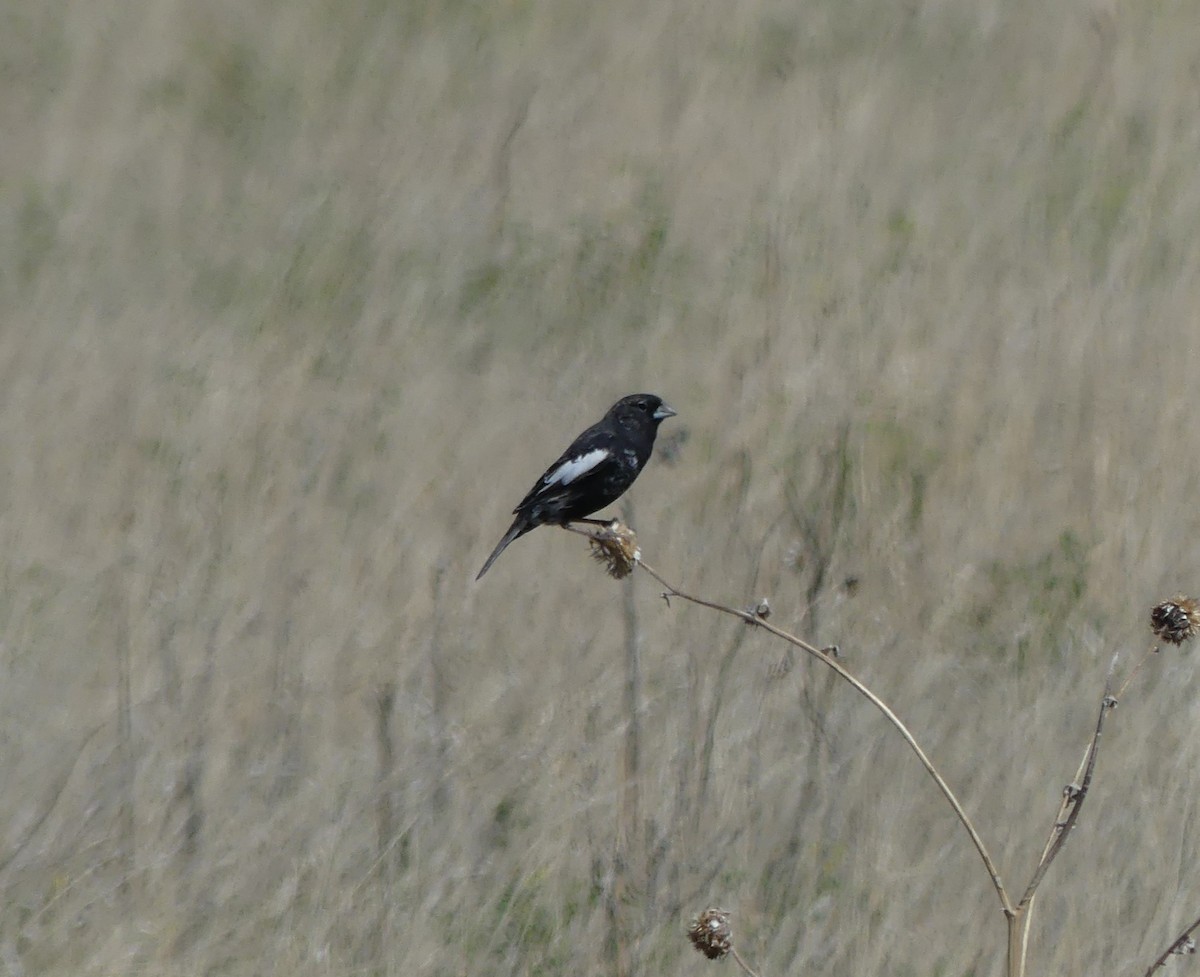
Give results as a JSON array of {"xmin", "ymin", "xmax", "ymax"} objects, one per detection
[
  {"xmin": 1171, "ymin": 937, "xmax": 1197, "ymax": 956},
  {"xmin": 1150, "ymin": 596, "xmax": 1200, "ymax": 645},
  {"xmin": 588, "ymin": 522, "xmax": 640, "ymax": 579},
  {"xmin": 688, "ymin": 907, "xmax": 733, "ymax": 960}
]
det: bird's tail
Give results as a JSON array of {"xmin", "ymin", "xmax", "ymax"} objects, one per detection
[{"xmin": 475, "ymin": 517, "xmax": 529, "ymax": 580}]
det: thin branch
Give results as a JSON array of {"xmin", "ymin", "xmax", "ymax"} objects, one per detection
[
  {"xmin": 1012, "ymin": 715, "xmax": 1094, "ymax": 976},
  {"xmin": 1016, "ymin": 659, "xmax": 1117, "ymax": 911},
  {"xmin": 1013, "ymin": 647, "xmax": 1148, "ymax": 976},
  {"xmin": 633, "ymin": 557, "xmax": 1014, "ymax": 917},
  {"xmin": 732, "ymin": 947, "xmax": 763, "ymax": 977},
  {"xmin": 1114, "ymin": 646, "xmax": 1157, "ymax": 702},
  {"xmin": 1144, "ymin": 912, "xmax": 1200, "ymax": 977}
]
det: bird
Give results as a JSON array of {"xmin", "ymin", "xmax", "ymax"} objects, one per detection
[{"xmin": 476, "ymin": 393, "xmax": 677, "ymax": 580}]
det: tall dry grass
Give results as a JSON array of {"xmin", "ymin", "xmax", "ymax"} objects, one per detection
[{"xmin": 2, "ymin": 0, "xmax": 1200, "ymax": 974}]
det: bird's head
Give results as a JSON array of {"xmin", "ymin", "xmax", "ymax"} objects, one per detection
[{"xmin": 611, "ymin": 393, "xmax": 677, "ymax": 428}]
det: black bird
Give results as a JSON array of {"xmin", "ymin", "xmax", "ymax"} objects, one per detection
[{"xmin": 476, "ymin": 393, "xmax": 677, "ymax": 580}]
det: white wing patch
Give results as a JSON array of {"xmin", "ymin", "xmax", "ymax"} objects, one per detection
[{"xmin": 543, "ymin": 448, "xmax": 610, "ymax": 488}]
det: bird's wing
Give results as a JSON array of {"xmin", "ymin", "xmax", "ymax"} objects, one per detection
[
  {"xmin": 514, "ymin": 430, "xmax": 621, "ymax": 512},
  {"xmin": 540, "ymin": 446, "xmax": 612, "ymax": 489}
]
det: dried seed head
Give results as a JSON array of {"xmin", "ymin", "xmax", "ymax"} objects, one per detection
[
  {"xmin": 589, "ymin": 522, "xmax": 640, "ymax": 579},
  {"xmin": 688, "ymin": 907, "xmax": 733, "ymax": 960},
  {"xmin": 1171, "ymin": 937, "xmax": 1197, "ymax": 956},
  {"xmin": 1150, "ymin": 596, "xmax": 1200, "ymax": 645}
]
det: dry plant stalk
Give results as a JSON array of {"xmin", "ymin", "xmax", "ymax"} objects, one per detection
[
  {"xmin": 1141, "ymin": 595, "xmax": 1200, "ymax": 976},
  {"xmin": 570, "ymin": 526, "xmax": 1189, "ymax": 977},
  {"xmin": 631, "ymin": 556, "xmax": 1013, "ymax": 918}
]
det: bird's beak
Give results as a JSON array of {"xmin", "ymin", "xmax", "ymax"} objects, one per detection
[{"xmin": 653, "ymin": 402, "xmax": 677, "ymax": 421}]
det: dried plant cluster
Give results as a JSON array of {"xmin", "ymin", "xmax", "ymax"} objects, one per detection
[
  {"xmin": 586, "ymin": 521, "xmax": 641, "ymax": 579},
  {"xmin": 1150, "ymin": 596, "xmax": 1200, "ymax": 646},
  {"xmin": 688, "ymin": 907, "xmax": 733, "ymax": 960}
]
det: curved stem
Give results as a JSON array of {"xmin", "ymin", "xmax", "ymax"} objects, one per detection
[
  {"xmin": 636, "ymin": 558, "xmax": 1014, "ymax": 917},
  {"xmin": 732, "ymin": 946, "xmax": 763, "ymax": 977}
]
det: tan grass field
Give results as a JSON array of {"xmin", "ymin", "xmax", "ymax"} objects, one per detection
[{"xmin": 3, "ymin": 0, "xmax": 1200, "ymax": 974}]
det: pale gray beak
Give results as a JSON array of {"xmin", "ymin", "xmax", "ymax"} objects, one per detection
[{"xmin": 653, "ymin": 402, "xmax": 677, "ymax": 421}]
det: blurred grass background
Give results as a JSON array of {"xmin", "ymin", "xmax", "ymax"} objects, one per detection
[{"xmin": 3, "ymin": 0, "xmax": 1200, "ymax": 973}]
